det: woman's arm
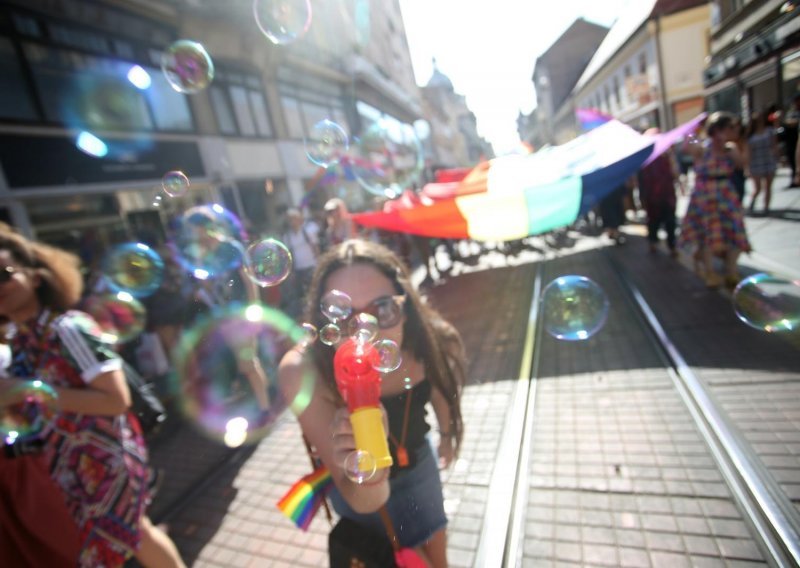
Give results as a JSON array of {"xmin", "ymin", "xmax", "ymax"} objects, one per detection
[
  {"xmin": 430, "ymin": 386, "xmax": 455, "ymax": 468},
  {"xmin": 279, "ymin": 349, "xmax": 390, "ymax": 514},
  {"xmin": 3, "ymin": 369, "xmax": 131, "ymax": 416}
]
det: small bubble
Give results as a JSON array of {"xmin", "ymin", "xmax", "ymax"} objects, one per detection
[
  {"xmin": 161, "ymin": 40, "xmax": 214, "ymax": 94},
  {"xmin": 542, "ymin": 275, "xmax": 609, "ymax": 341},
  {"xmin": 373, "ymin": 339, "xmax": 402, "ymax": 373},
  {"xmin": 162, "ymin": 170, "xmax": 190, "ymax": 197},
  {"xmin": 305, "ymin": 119, "xmax": 348, "ymax": 168},
  {"xmin": 320, "ymin": 290, "xmax": 352, "ymax": 323},
  {"xmin": 244, "ymin": 238, "xmax": 292, "ymax": 287},
  {"xmin": 347, "ymin": 313, "xmax": 378, "ymax": 344},
  {"xmin": 732, "ymin": 273, "xmax": 800, "ymax": 333},
  {"xmin": 343, "ymin": 450, "xmax": 376, "ymax": 484},
  {"xmin": 253, "ymin": 0, "xmax": 312, "ymax": 45},
  {"xmin": 319, "ymin": 323, "xmax": 342, "ymax": 346},
  {"xmin": 103, "ymin": 242, "xmax": 164, "ymax": 298},
  {"xmin": 301, "ymin": 322, "xmax": 318, "ymax": 345}
]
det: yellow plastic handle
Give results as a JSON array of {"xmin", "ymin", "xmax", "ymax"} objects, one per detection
[{"xmin": 350, "ymin": 407, "xmax": 393, "ymax": 471}]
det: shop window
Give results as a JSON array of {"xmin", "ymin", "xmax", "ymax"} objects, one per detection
[
  {"xmin": 0, "ymin": 37, "xmax": 37, "ymax": 120},
  {"xmin": 210, "ymin": 68, "xmax": 273, "ymax": 138}
]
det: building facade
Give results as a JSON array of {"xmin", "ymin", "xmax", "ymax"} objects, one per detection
[
  {"xmin": 573, "ymin": 0, "xmax": 709, "ymax": 134},
  {"xmin": 704, "ymin": 0, "xmax": 800, "ymax": 120},
  {"xmin": 0, "ymin": 0, "xmax": 425, "ymax": 256}
]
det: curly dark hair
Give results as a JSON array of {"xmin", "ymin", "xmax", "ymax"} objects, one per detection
[
  {"xmin": 0, "ymin": 229, "xmax": 83, "ymax": 319},
  {"xmin": 304, "ymin": 239, "xmax": 467, "ymax": 456},
  {"xmin": 706, "ymin": 110, "xmax": 737, "ymax": 138}
]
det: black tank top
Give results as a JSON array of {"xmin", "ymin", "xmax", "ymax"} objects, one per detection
[{"xmin": 382, "ymin": 379, "xmax": 432, "ymax": 476}]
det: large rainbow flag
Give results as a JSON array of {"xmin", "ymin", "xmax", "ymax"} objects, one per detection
[{"xmin": 350, "ymin": 115, "xmax": 705, "ymax": 242}]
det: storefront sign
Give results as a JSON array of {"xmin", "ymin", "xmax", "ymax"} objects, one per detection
[{"xmin": 0, "ymin": 134, "xmax": 205, "ymax": 188}]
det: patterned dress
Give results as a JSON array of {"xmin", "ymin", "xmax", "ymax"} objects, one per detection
[
  {"xmin": 9, "ymin": 309, "xmax": 150, "ymax": 567},
  {"xmin": 679, "ymin": 147, "xmax": 750, "ymax": 254}
]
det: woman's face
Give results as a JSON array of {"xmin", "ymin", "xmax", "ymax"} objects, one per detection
[
  {"xmin": 0, "ymin": 250, "xmax": 39, "ymax": 319},
  {"xmin": 323, "ymin": 262, "xmax": 405, "ymax": 348}
]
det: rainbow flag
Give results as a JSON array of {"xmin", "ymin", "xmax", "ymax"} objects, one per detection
[
  {"xmin": 576, "ymin": 108, "xmax": 613, "ymax": 131},
  {"xmin": 277, "ymin": 467, "xmax": 333, "ymax": 531}
]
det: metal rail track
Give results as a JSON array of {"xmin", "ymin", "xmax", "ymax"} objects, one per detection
[{"xmin": 475, "ymin": 257, "xmax": 800, "ymax": 568}]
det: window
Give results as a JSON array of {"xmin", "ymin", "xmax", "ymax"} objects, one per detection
[
  {"xmin": 2, "ymin": 13, "xmax": 194, "ymax": 132},
  {"xmin": 613, "ymin": 76, "xmax": 620, "ymax": 107},
  {"xmin": 209, "ymin": 67, "xmax": 273, "ymax": 138},
  {"xmin": 639, "ymin": 53, "xmax": 647, "ymax": 75},
  {"xmin": 278, "ymin": 71, "xmax": 348, "ymax": 139},
  {"xmin": 210, "ymin": 86, "xmax": 237, "ymax": 135},
  {"xmin": 0, "ymin": 37, "xmax": 37, "ymax": 120}
]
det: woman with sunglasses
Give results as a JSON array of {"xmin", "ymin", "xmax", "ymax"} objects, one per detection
[
  {"xmin": 279, "ymin": 239, "xmax": 466, "ymax": 567},
  {"xmin": 0, "ymin": 231, "xmax": 185, "ymax": 568}
]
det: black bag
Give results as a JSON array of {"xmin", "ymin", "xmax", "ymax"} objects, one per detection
[
  {"xmin": 329, "ymin": 517, "xmax": 397, "ymax": 568},
  {"xmin": 122, "ymin": 361, "xmax": 167, "ymax": 434}
]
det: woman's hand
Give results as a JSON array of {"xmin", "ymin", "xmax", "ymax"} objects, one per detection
[
  {"xmin": 330, "ymin": 406, "xmax": 357, "ymax": 469},
  {"xmin": 438, "ymin": 434, "xmax": 455, "ymax": 469}
]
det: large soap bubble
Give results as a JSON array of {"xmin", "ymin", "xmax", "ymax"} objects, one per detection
[
  {"xmin": 305, "ymin": 119, "xmax": 349, "ymax": 168},
  {"xmin": 351, "ymin": 120, "xmax": 424, "ymax": 198},
  {"xmin": 103, "ymin": 243, "xmax": 164, "ymax": 298},
  {"xmin": 542, "ymin": 275, "xmax": 609, "ymax": 341},
  {"xmin": 253, "ymin": 0, "xmax": 312, "ymax": 45},
  {"xmin": 172, "ymin": 204, "xmax": 247, "ymax": 279},
  {"xmin": 161, "ymin": 40, "xmax": 215, "ymax": 94},
  {"xmin": 173, "ymin": 303, "xmax": 307, "ymax": 446},
  {"xmin": 732, "ymin": 273, "xmax": 800, "ymax": 333}
]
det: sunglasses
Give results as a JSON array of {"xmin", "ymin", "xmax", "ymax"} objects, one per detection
[
  {"xmin": 343, "ymin": 295, "xmax": 406, "ymax": 330},
  {"xmin": 0, "ymin": 266, "xmax": 16, "ymax": 284}
]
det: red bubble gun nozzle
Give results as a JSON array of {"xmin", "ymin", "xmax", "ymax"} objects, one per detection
[{"xmin": 333, "ymin": 338, "xmax": 393, "ymax": 471}]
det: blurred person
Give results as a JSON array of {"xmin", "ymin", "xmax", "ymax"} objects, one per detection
[
  {"xmin": 0, "ymin": 231, "xmax": 185, "ymax": 567},
  {"xmin": 324, "ymin": 198, "xmax": 357, "ymax": 248},
  {"xmin": 745, "ymin": 111, "xmax": 779, "ymax": 214},
  {"xmin": 679, "ymin": 111, "xmax": 751, "ymax": 289},
  {"xmin": 281, "ymin": 207, "xmax": 320, "ymax": 318},
  {"xmin": 784, "ymin": 94, "xmax": 800, "ymax": 187},
  {"xmin": 730, "ymin": 118, "xmax": 748, "ymax": 204},
  {"xmin": 598, "ymin": 181, "xmax": 629, "ymax": 245},
  {"xmin": 279, "ymin": 239, "xmax": 466, "ymax": 567},
  {"xmin": 639, "ymin": 129, "xmax": 682, "ymax": 257}
]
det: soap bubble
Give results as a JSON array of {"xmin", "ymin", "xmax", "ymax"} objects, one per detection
[
  {"xmin": 245, "ymin": 238, "xmax": 292, "ymax": 287},
  {"xmin": 161, "ymin": 40, "xmax": 214, "ymax": 94},
  {"xmin": 732, "ymin": 273, "xmax": 800, "ymax": 333},
  {"xmin": 351, "ymin": 120, "xmax": 423, "ymax": 198},
  {"xmin": 373, "ymin": 339, "xmax": 402, "ymax": 373},
  {"xmin": 0, "ymin": 380, "xmax": 58, "ymax": 440},
  {"xmin": 301, "ymin": 322, "xmax": 318, "ymax": 345},
  {"xmin": 173, "ymin": 303, "xmax": 305, "ymax": 445},
  {"xmin": 162, "ymin": 170, "xmax": 190, "ymax": 197},
  {"xmin": 542, "ymin": 276, "xmax": 609, "ymax": 341},
  {"xmin": 319, "ymin": 323, "xmax": 342, "ymax": 346},
  {"xmin": 80, "ymin": 292, "xmax": 147, "ymax": 343},
  {"xmin": 305, "ymin": 119, "xmax": 349, "ymax": 167},
  {"xmin": 321, "ymin": 290, "xmax": 353, "ymax": 323},
  {"xmin": 103, "ymin": 243, "xmax": 164, "ymax": 298},
  {"xmin": 173, "ymin": 204, "xmax": 246, "ymax": 278},
  {"xmin": 347, "ymin": 313, "xmax": 379, "ymax": 344},
  {"xmin": 343, "ymin": 450, "xmax": 376, "ymax": 484},
  {"xmin": 253, "ymin": 0, "xmax": 312, "ymax": 45}
]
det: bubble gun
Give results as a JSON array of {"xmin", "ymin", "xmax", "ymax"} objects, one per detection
[{"xmin": 333, "ymin": 337, "xmax": 393, "ymax": 472}]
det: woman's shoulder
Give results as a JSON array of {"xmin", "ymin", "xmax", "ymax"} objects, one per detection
[{"xmin": 278, "ymin": 347, "xmax": 336, "ymax": 409}]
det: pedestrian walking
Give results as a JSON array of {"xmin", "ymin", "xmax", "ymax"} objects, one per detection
[
  {"xmin": 782, "ymin": 94, "xmax": 800, "ymax": 187},
  {"xmin": 281, "ymin": 208, "xmax": 320, "ymax": 318},
  {"xmin": 745, "ymin": 111, "xmax": 779, "ymax": 214},
  {"xmin": 278, "ymin": 239, "xmax": 466, "ymax": 567},
  {"xmin": 679, "ymin": 111, "xmax": 751, "ymax": 289},
  {"xmin": 639, "ymin": 129, "xmax": 681, "ymax": 257}
]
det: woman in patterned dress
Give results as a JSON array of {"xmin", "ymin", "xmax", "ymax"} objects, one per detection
[
  {"xmin": 745, "ymin": 111, "xmax": 779, "ymax": 214},
  {"xmin": 679, "ymin": 111, "xmax": 751, "ymax": 289},
  {"xmin": 0, "ymin": 231, "xmax": 184, "ymax": 567}
]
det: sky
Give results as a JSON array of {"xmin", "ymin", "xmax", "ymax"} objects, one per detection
[{"xmin": 397, "ymin": 0, "xmax": 633, "ymax": 155}]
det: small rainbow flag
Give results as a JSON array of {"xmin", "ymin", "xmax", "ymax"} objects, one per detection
[{"xmin": 277, "ymin": 467, "xmax": 333, "ymax": 531}]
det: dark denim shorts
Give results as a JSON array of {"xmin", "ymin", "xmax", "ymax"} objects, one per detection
[{"xmin": 329, "ymin": 441, "xmax": 447, "ymax": 548}]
